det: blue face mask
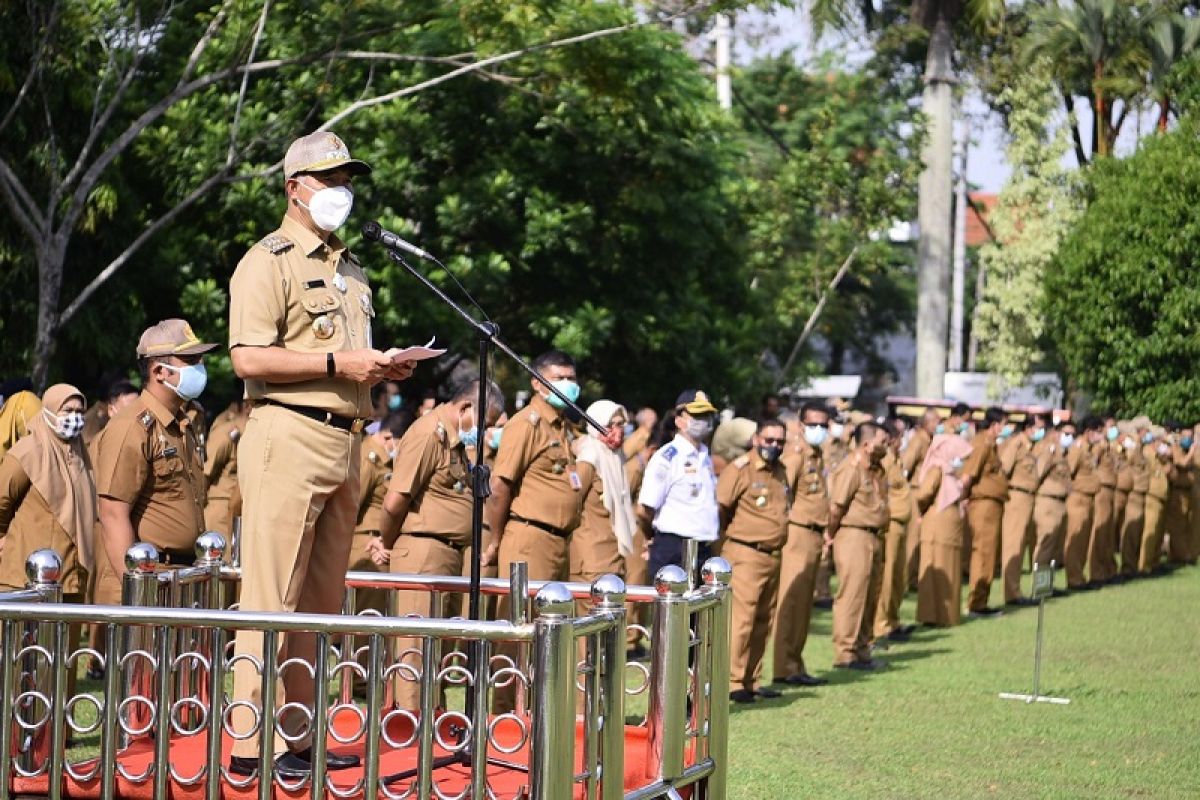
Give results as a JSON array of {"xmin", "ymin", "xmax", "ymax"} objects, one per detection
[
  {"xmin": 1031, "ymin": 428, "xmax": 1046, "ymax": 443},
  {"xmin": 544, "ymin": 379, "xmax": 580, "ymax": 410},
  {"xmin": 1182, "ymin": 437, "xmax": 1194, "ymax": 450},
  {"xmin": 935, "ymin": 423, "xmax": 946, "ymax": 435},
  {"xmin": 958, "ymin": 422, "xmax": 970, "ymax": 435},
  {"xmin": 459, "ymin": 427, "xmax": 478, "ymax": 449},
  {"xmin": 1143, "ymin": 432, "xmax": 1154, "ymax": 444},
  {"xmin": 387, "ymin": 394, "xmax": 403, "ymax": 411},
  {"xmin": 1001, "ymin": 424, "xmax": 1015, "ymax": 437},
  {"xmin": 1106, "ymin": 426, "xmax": 1119, "ymax": 442},
  {"xmin": 489, "ymin": 428, "xmax": 503, "ymax": 451},
  {"xmin": 161, "ymin": 362, "xmax": 207, "ymax": 401}
]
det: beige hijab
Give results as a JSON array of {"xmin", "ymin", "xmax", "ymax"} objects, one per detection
[
  {"xmin": 0, "ymin": 391, "xmax": 41, "ymax": 458},
  {"xmin": 575, "ymin": 400, "xmax": 636, "ymax": 557},
  {"xmin": 9, "ymin": 384, "xmax": 97, "ymax": 571},
  {"xmin": 919, "ymin": 433, "xmax": 974, "ymax": 513}
]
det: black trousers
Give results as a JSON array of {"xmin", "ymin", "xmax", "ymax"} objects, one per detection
[{"xmin": 647, "ymin": 531, "xmax": 713, "ymax": 587}]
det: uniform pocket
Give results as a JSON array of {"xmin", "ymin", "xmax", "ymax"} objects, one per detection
[{"xmin": 300, "ymin": 288, "xmax": 345, "ymax": 348}]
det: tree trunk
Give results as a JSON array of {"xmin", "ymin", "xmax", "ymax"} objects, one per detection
[
  {"xmin": 915, "ymin": 11, "xmax": 955, "ymax": 400},
  {"xmin": 1094, "ymin": 61, "xmax": 1109, "ymax": 158},
  {"xmin": 1158, "ymin": 95, "xmax": 1171, "ymax": 132},
  {"xmin": 32, "ymin": 240, "xmax": 65, "ymax": 391}
]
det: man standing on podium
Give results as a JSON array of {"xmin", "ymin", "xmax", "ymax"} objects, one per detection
[{"xmin": 226, "ymin": 131, "xmax": 414, "ymax": 779}]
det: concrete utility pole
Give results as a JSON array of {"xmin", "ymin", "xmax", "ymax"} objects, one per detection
[
  {"xmin": 949, "ymin": 117, "xmax": 968, "ymax": 372},
  {"xmin": 714, "ymin": 14, "xmax": 732, "ymax": 110},
  {"xmin": 915, "ymin": 13, "xmax": 956, "ymax": 399}
]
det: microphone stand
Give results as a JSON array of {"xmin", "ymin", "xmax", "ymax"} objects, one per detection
[{"xmin": 374, "ymin": 244, "xmax": 606, "ymax": 786}]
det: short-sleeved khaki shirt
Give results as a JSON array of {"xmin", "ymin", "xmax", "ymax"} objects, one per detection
[
  {"xmin": 203, "ymin": 406, "xmax": 244, "ymax": 502},
  {"xmin": 829, "ymin": 456, "xmax": 887, "ymax": 531},
  {"xmin": 783, "ymin": 443, "xmax": 829, "ymax": 529},
  {"xmin": 387, "ymin": 402, "xmax": 473, "ymax": 544},
  {"xmin": 901, "ymin": 428, "xmax": 931, "ymax": 486},
  {"xmin": 882, "ymin": 451, "xmax": 911, "ymax": 523},
  {"xmin": 93, "ymin": 391, "xmax": 206, "ymax": 551},
  {"xmin": 717, "ymin": 454, "xmax": 790, "ymax": 547},
  {"xmin": 228, "ymin": 214, "xmax": 374, "ymax": 418},
  {"xmin": 356, "ymin": 438, "xmax": 392, "ymax": 534},
  {"xmin": 1129, "ymin": 442, "xmax": 1150, "ymax": 494},
  {"xmin": 494, "ymin": 393, "xmax": 582, "ymax": 533},
  {"xmin": 1003, "ymin": 436, "xmax": 1040, "ymax": 494},
  {"xmin": 1035, "ymin": 439, "xmax": 1070, "ymax": 499},
  {"xmin": 963, "ymin": 435, "xmax": 1008, "ymax": 501},
  {"xmin": 1068, "ymin": 442, "xmax": 1101, "ymax": 495}
]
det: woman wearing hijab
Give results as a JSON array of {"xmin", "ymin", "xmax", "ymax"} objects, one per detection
[
  {"xmin": 571, "ymin": 400, "xmax": 638, "ymax": 591},
  {"xmin": 0, "ymin": 390, "xmax": 42, "ymax": 459},
  {"xmin": 914, "ymin": 433, "xmax": 974, "ymax": 627},
  {"xmin": 0, "ymin": 384, "xmax": 97, "ymax": 696}
]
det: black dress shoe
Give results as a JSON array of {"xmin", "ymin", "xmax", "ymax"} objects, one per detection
[
  {"xmin": 1051, "ymin": 588, "xmax": 1070, "ymax": 598},
  {"xmin": 85, "ymin": 664, "xmax": 104, "ymax": 681},
  {"xmin": 885, "ymin": 628, "xmax": 911, "ymax": 643},
  {"xmin": 729, "ymin": 689, "xmax": 756, "ymax": 704},
  {"xmin": 781, "ymin": 673, "xmax": 828, "ymax": 687},
  {"xmin": 834, "ymin": 658, "xmax": 885, "ymax": 671},
  {"xmin": 897, "ymin": 623, "xmax": 918, "ymax": 635},
  {"xmin": 755, "ymin": 687, "xmax": 782, "ymax": 699},
  {"xmin": 229, "ymin": 748, "xmax": 361, "ymax": 779},
  {"xmin": 813, "ymin": 598, "xmax": 833, "ymax": 610},
  {"xmin": 1005, "ymin": 598, "xmax": 1039, "ymax": 608}
]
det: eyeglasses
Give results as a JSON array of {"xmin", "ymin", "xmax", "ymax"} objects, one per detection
[
  {"xmin": 802, "ymin": 421, "xmax": 829, "ymax": 429},
  {"xmin": 760, "ymin": 437, "xmax": 786, "ymax": 445}
]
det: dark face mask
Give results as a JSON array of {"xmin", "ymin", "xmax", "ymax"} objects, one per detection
[{"xmin": 758, "ymin": 444, "xmax": 783, "ymax": 463}]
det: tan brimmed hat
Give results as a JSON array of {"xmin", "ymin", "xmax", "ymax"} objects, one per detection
[
  {"xmin": 1131, "ymin": 415, "xmax": 1152, "ymax": 429},
  {"xmin": 136, "ymin": 319, "xmax": 218, "ymax": 358},
  {"xmin": 283, "ymin": 131, "xmax": 371, "ymax": 179}
]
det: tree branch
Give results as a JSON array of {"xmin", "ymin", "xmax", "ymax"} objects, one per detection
[
  {"xmin": 178, "ymin": 0, "xmax": 233, "ymax": 89},
  {"xmin": 0, "ymin": 157, "xmax": 44, "ymax": 241},
  {"xmin": 780, "ymin": 246, "xmax": 859, "ymax": 377},
  {"xmin": 1062, "ymin": 91, "xmax": 1090, "ymax": 167},
  {"xmin": 228, "ymin": 0, "xmax": 273, "ymax": 166},
  {"xmin": 0, "ymin": 0, "xmax": 61, "ymax": 137}
]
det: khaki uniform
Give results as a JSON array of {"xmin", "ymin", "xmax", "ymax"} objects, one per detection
[
  {"xmin": 902, "ymin": 428, "xmax": 932, "ymax": 589},
  {"xmin": 814, "ymin": 436, "xmax": 849, "ymax": 603},
  {"xmin": 828, "ymin": 456, "xmax": 887, "ymax": 665},
  {"xmin": 228, "ymin": 215, "xmax": 372, "ymax": 759},
  {"xmin": 622, "ymin": 427, "xmax": 651, "ymax": 461},
  {"xmin": 570, "ymin": 461, "xmax": 627, "ymax": 587},
  {"xmin": 773, "ymin": 443, "xmax": 829, "ymax": 679},
  {"xmin": 1063, "ymin": 441, "xmax": 1100, "ymax": 587},
  {"xmin": 717, "ymin": 453, "xmax": 789, "ymax": 692},
  {"xmin": 1139, "ymin": 447, "xmax": 1171, "ymax": 573},
  {"xmin": 348, "ymin": 438, "xmax": 391, "ymax": 613},
  {"xmin": 1120, "ymin": 442, "xmax": 1149, "ymax": 576},
  {"xmin": 1033, "ymin": 439, "xmax": 1070, "ymax": 570},
  {"xmin": 1165, "ymin": 445, "xmax": 1193, "ymax": 563},
  {"xmin": 1189, "ymin": 447, "xmax": 1200, "ymax": 563},
  {"xmin": 915, "ymin": 467, "xmax": 964, "ymax": 627},
  {"xmin": 1087, "ymin": 441, "xmax": 1119, "ymax": 583},
  {"xmin": 999, "ymin": 435, "xmax": 1042, "ymax": 603},
  {"xmin": 385, "ymin": 403, "xmax": 473, "ymax": 711},
  {"xmin": 963, "ymin": 434, "xmax": 1008, "ymax": 612},
  {"xmin": 493, "ymin": 392, "xmax": 583, "ymax": 712},
  {"xmin": 202, "ymin": 405, "xmax": 246, "ymax": 538},
  {"xmin": 873, "ymin": 451, "xmax": 912, "ymax": 637}
]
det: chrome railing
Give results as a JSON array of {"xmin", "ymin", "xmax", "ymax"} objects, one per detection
[{"xmin": 0, "ymin": 534, "xmax": 733, "ymax": 800}]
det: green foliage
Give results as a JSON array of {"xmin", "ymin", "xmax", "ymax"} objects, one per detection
[
  {"xmin": 974, "ymin": 66, "xmax": 1081, "ymax": 397},
  {"xmin": 1046, "ymin": 118, "xmax": 1200, "ymax": 420}
]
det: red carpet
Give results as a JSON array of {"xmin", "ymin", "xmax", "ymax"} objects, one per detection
[{"xmin": 13, "ymin": 713, "xmax": 682, "ymax": 798}]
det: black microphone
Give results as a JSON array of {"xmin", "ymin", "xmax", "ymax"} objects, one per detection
[{"xmin": 361, "ymin": 220, "xmax": 434, "ymax": 262}]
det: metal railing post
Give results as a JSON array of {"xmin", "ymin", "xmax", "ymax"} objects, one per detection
[
  {"xmin": 589, "ymin": 574, "xmax": 627, "ymax": 800},
  {"xmin": 530, "ymin": 583, "xmax": 576, "ymax": 800},
  {"xmin": 682, "ymin": 539, "xmax": 700, "ymax": 588},
  {"xmin": 508, "ymin": 561, "xmax": 529, "ymax": 715},
  {"xmin": 121, "ymin": 543, "xmax": 160, "ymax": 748},
  {"xmin": 188, "ymin": 532, "xmax": 225, "ymax": 730},
  {"xmin": 230, "ymin": 516, "xmax": 242, "ymax": 569},
  {"xmin": 646, "ymin": 565, "xmax": 690, "ymax": 786},
  {"xmin": 699, "ymin": 557, "xmax": 732, "ymax": 800},
  {"xmin": 16, "ymin": 550, "xmax": 63, "ymax": 778}
]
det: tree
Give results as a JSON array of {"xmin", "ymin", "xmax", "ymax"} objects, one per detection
[
  {"xmin": 1145, "ymin": 11, "xmax": 1200, "ymax": 131},
  {"xmin": 1045, "ymin": 118, "xmax": 1200, "ymax": 419},
  {"xmin": 973, "ymin": 65, "xmax": 1081, "ymax": 396},
  {"xmin": 0, "ymin": 0, "xmax": 723, "ymax": 391},
  {"xmin": 809, "ymin": 0, "xmax": 1006, "ymax": 398}
]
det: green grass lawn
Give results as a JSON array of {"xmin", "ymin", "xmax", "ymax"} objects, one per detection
[{"xmin": 726, "ymin": 565, "xmax": 1200, "ymax": 799}]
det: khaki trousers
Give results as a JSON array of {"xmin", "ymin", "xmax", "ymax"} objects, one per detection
[
  {"xmin": 873, "ymin": 517, "xmax": 908, "ymax": 637},
  {"xmin": 724, "ymin": 540, "xmax": 781, "ymax": 692},
  {"xmin": 915, "ymin": 507, "xmax": 962, "ymax": 627},
  {"xmin": 1033, "ymin": 495, "xmax": 1067, "ymax": 570},
  {"xmin": 1139, "ymin": 495, "xmax": 1167, "ymax": 573},
  {"xmin": 1000, "ymin": 490, "xmax": 1035, "ymax": 603},
  {"xmin": 492, "ymin": 520, "xmax": 569, "ymax": 714},
  {"xmin": 1165, "ymin": 488, "xmax": 1192, "ymax": 563},
  {"xmin": 1087, "ymin": 487, "xmax": 1118, "ymax": 583},
  {"xmin": 1119, "ymin": 491, "xmax": 1146, "ymax": 576},
  {"xmin": 905, "ymin": 495, "xmax": 921, "ymax": 590},
  {"xmin": 814, "ymin": 548, "xmax": 833, "ymax": 602},
  {"xmin": 204, "ymin": 497, "xmax": 233, "ymax": 538},
  {"xmin": 86, "ymin": 540, "xmax": 124, "ymax": 659},
  {"xmin": 1063, "ymin": 492, "xmax": 1095, "ymax": 588},
  {"xmin": 831, "ymin": 526, "xmax": 882, "ymax": 665},
  {"xmin": 230, "ymin": 405, "xmax": 360, "ymax": 759},
  {"xmin": 966, "ymin": 498, "xmax": 1003, "ymax": 612},
  {"xmin": 623, "ymin": 528, "xmax": 649, "ymax": 646},
  {"xmin": 389, "ymin": 534, "xmax": 464, "ymax": 711},
  {"xmin": 772, "ymin": 523, "xmax": 822, "ymax": 679}
]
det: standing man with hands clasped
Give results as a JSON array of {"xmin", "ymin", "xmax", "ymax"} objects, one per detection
[{"xmin": 226, "ymin": 131, "xmax": 415, "ymax": 779}]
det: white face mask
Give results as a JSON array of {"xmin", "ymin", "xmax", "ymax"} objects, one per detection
[
  {"xmin": 298, "ymin": 179, "xmax": 354, "ymax": 232},
  {"xmin": 829, "ymin": 422, "xmax": 845, "ymax": 439},
  {"xmin": 43, "ymin": 408, "xmax": 85, "ymax": 440},
  {"xmin": 1059, "ymin": 433, "xmax": 1075, "ymax": 449},
  {"xmin": 804, "ymin": 425, "xmax": 827, "ymax": 447}
]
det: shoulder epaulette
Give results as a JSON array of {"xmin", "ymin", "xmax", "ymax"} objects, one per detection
[
  {"xmin": 368, "ymin": 450, "xmax": 379, "ymax": 464},
  {"xmin": 733, "ymin": 455, "xmax": 750, "ymax": 469},
  {"xmin": 529, "ymin": 411, "xmax": 541, "ymax": 425},
  {"xmin": 229, "ymin": 427, "xmax": 240, "ymax": 441},
  {"xmin": 256, "ymin": 233, "xmax": 294, "ymax": 255},
  {"xmin": 661, "ymin": 445, "xmax": 678, "ymax": 462},
  {"xmin": 435, "ymin": 422, "xmax": 447, "ymax": 443},
  {"xmin": 138, "ymin": 410, "xmax": 154, "ymax": 429}
]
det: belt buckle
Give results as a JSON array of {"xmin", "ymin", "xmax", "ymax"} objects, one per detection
[{"xmin": 351, "ymin": 418, "xmax": 366, "ymax": 434}]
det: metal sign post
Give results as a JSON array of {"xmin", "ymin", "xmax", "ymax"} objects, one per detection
[{"xmin": 999, "ymin": 560, "xmax": 1070, "ymax": 705}]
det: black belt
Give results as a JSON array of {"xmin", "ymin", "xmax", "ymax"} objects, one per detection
[
  {"xmin": 158, "ymin": 548, "xmax": 195, "ymax": 567},
  {"xmin": 790, "ymin": 522, "xmax": 825, "ymax": 534},
  {"xmin": 726, "ymin": 536, "xmax": 782, "ymax": 555},
  {"xmin": 510, "ymin": 514, "xmax": 570, "ymax": 539},
  {"xmin": 842, "ymin": 525, "xmax": 883, "ymax": 536},
  {"xmin": 402, "ymin": 532, "xmax": 466, "ymax": 552},
  {"xmin": 262, "ymin": 399, "xmax": 368, "ymax": 433},
  {"xmin": 1011, "ymin": 486, "xmax": 1035, "ymax": 495},
  {"xmin": 1037, "ymin": 494, "xmax": 1067, "ymax": 501}
]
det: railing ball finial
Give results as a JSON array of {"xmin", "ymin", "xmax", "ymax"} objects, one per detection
[
  {"xmin": 534, "ymin": 582, "xmax": 574, "ymax": 618},
  {"xmin": 24, "ymin": 549, "xmax": 62, "ymax": 585},
  {"xmin": 653, "ymin": 564, "xmax": 689, "ymax": 598},
  {"xmin": 124, "ymin": 542, "xmax": 161, "ymax": 573},
  {"xmin": 590, "ymin": 573, "xmax": 627, "ymax": 608},
  {"xmin": 701, "ymin": 556, "xmax": 733, "ymax": 588},
  {"xmin": 194, "ymin": 530, "xmax": 227, "ymax": 563}
]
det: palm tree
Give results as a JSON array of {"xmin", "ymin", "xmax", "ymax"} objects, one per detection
[
  {"xmin": 1025, "ymin": 0, "xmax": 1157, "ymax": 160},
  {"xmin": 1145, "ymin": 12, "xmax": 1200, "ymax": 132},
  {"xmin": 809, "ymin": 0, "xmax": 1005, "ymax": 399}
]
